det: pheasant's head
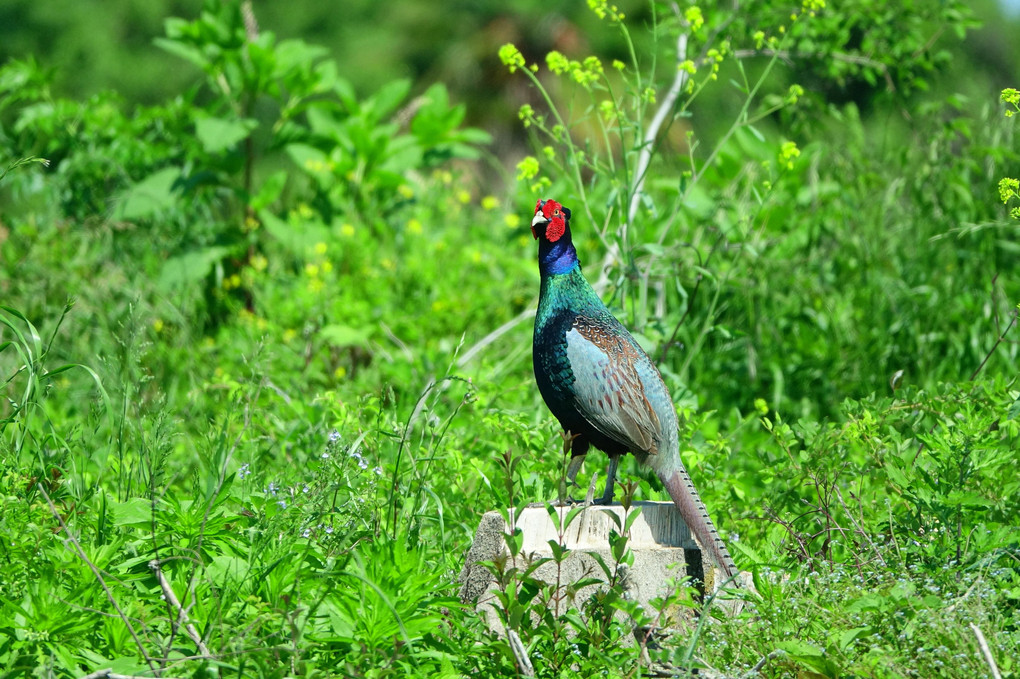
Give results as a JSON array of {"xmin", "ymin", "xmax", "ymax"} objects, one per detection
[{"xmin": 531, "ymin": 199, "xmax": 571, "ymax": 243}]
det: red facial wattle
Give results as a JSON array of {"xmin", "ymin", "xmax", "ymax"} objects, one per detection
[{"xmin": 533, "ymin": 198, "xmax": 567, "ymax": 243}]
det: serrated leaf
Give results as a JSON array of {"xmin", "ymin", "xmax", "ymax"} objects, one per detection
[
  {"xmin": 113, "ymin": 167, "xmax": 180, "ymax": 221},
  {"xmin": 195, "ymin": 116, "xmax": 257, "ymax": 154}
]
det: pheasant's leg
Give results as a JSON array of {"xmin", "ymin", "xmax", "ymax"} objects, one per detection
[{"xmin": 594, "ymin": 454, "xmax": 620, "ymax": 505}]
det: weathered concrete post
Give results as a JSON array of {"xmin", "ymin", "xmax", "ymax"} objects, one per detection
[{"xmin": 459, "ymin": 501, "xmax": 735, "ymax": 631}]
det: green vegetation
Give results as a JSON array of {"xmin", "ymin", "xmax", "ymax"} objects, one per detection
[{"xmin": 1, "ymin": 0, "xmax": 1018, "ymax": 677}]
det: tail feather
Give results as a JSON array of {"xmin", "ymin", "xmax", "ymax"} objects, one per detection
[{"xmin": 659, "ymin": 468, "xmax": 738, "ymax": 581}]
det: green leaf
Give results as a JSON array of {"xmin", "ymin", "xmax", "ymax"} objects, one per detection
[
  {"xmin": 836, "ymin": 626, "xmax": 872, "ymax": 652},
  {"xmin": 259, "ymin": 209, "xmax": 330, "ymax": 256},
  {"xmin": 251, "ymin": 170, "xmax": 287, "ymax": 211},
  {"xmin": 108, "ymin": 498, "xmax": 152, "ymax": 528},
  {"xmin": 113, "ymin": 167, "xmax": 180, "ymax": 221},
  {"xmin": 195, "ymin": 116, "xmax": 257, "ymax": 154},
  {"xmin": 158, "ymin": 245, "xmax": 232, "ymax": 292},
  {"xmin": 366, "ymin": 78, "xmax": 411, "ymax": 123}
]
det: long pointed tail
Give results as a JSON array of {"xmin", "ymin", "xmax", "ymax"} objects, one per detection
[{"xmin": 659, "ymin": 468, "xmax": 738, "ymax": 582}]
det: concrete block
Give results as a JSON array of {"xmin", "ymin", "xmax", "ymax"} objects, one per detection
[{"xmin": 459, "ymin": 501, "xmax": 731, "ymax": 631}]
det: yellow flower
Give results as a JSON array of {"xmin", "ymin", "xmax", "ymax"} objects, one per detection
[
  {"xmin": 481, "ymin": 195, "xmax": 499, "ymax": 210},
  {"xmin": 305, "ymin": 263, "xmax": 319, "ymax": 277},
  {"xmin": 283, "ymin": 328, "xmax": 298, "ymax": 342},
  {"xmin": 251, "ymin": 254, "xmax": 268, "ymax": 272},
  {"xmin": 314, "ymin": 242, "xmax": 328, "ymax": 255},
  {"xmin": 398, "ymin": 184, "xmax": 415, "ymax": 199},
  {"xmin": 516, "ymin": 156, "xmax": 540, "ymax": 181},
  {"xmin": 457, "ymin": 189, "xmax": 471, "ymax": 204},
  {"xmin": 684, "ymin": 6, "xmax": 704, "ymax": 31},
  {"xmin": 308, "ymin": 278, "xmax": 325, "ymax": 293},
  {"xmin": 498, "ymin": 43, "xmax": 526, "ymax": 73},
  {"xmin": 779, "ymin": 140, "xmax": 801, "ymax": 170},
  {"xmin": 518, "ymin": 104, "xmax": 535, "ymax": 128},
  {"xmin": 504, "ymin": 213, "xmax": 521, "ymax": 228},
  {"xmin": 341, "ymin": 223, "xmax": 355, "ymax": 237},
  {"xmin": 153, "ymin": 319, "xmax": 164, "ymax": 333},
  {"xmin": 334, "ymin": 365, "xmax": 347, "ymax": 379},
  {"xmin": 322, "ymin": 260, "xmax": 333, "ymax": 274},
  {"xmin": 408, "ymin": 218, "xmax": 423, "ymax": 234},
  {"xmin": 469, "ymin": 249, "xmax": 482, "ymax": 264},
  {"xmin": 381, "ymin": 258, "xmax": 396, "ymax": 271},
  {"xmin": 431, "ymin": 299, "xmax": 446, "ymax": 312},
  {"xmin": 546, "ymin": 51, "xmax": 570, "ymax": 75}
]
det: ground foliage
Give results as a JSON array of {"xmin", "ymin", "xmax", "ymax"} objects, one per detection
[{"xmin": 1, "ymin": 1, "xmax": 1019, "ymax": 677}]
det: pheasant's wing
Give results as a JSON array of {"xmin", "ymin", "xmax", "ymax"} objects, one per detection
[{"xmin": 564, "ymin": 316, "xmax": 664, "ymax": 455}]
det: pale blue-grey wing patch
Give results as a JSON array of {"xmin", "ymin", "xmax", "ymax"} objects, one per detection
[
  {"xmin": 563, "ymin": 324, "xmax": 662, "ymax": 455},
  {"xmin": 632, "ymin": 352, "xmax": 679, "ymax": 456}
]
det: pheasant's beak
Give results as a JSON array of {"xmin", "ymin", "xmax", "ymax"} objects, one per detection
[{"xmin": 531, "ymin": 212, "xmax": 547, "ymax": 240}]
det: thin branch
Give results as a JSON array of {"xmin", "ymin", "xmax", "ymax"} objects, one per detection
[
  {"xmin": 456, "ymin": 308, "xmax": 536, "ymax": 367},
  {"xmin": 729, "ymin": 48, "xmax": 895, "ymax": 91},
  {"xmin": 38, "ymin": 486, "xmax": 158, "ymax": 675},
  {"xmin": 594, "ymin": 10, "xmax": 691, "ymax": 294},
  {"xmin": 149, "ymin": 560, "xmax": 212, "ymax": 658},
  {"xmin": 627, "ymin": 32, "xmax": 690, "ymax": 229},
  {"xmin": 507, "ymin": 628, "xmax": 535, "ymax": 676},
  {"xmin": 970, "ymin": 623, "xmax": 1002, "ymax": 679}
]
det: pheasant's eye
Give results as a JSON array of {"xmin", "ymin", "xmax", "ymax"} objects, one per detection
[{"xmin": 553, "ymin": 209, "xmax": 560, "ymax": 216}]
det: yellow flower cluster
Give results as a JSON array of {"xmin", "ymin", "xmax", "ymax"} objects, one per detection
[
  {"xmin": 778, "ymin": 141, "xmax": 801, "ymax": 170},
  {"xmin": 684, "ymin": 6, "xmax": 704, "ymax": 32},
  {"xmin": 515, "ymin": 156, "xmax": 551, "ymax": 194},
  {"xmin": 998, "ymin": 177, "xmax": 1020, "ymax": 219},
  {"xmin": 498, "ymin": 44, "xmax": 526, "ymax": 73},
  {"xmin": 587, "ymin": 0, "xmax": 625, "ymax": 22},
  {"xmin": 545, "ymin": 51, "xmax": 604, "ymax": 89},
  {"xmin": 786, "ymin": 84, "xmax": 805, "ymax": 106},
  {"xmin": 305, "ymin": 242, "xmax": 334, "ymax": 293},
  {"xmin": 1002, "ymin": 88, "xmax": 1020, "ymax": 117},
  {"xmin": 516, "ymin": 156, "xmax": 539, "ymax": 181},
  {"xmin": 518, "ymin": 104, "xmax": 535, "ymax": 128}
]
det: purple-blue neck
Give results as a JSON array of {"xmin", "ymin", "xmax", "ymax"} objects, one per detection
[{"xmin": 538, "ymin": 232, "xmax": 579, "ymax": 276}]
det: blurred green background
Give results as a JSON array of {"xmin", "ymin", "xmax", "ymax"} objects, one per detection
[
  {"xmin": 2, "ymin": 1, "xmax": 1020, "ymax": 676},
  {"xmin": 4, "ymin": 0, "xmax": 1017, "ymax": 162}
]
